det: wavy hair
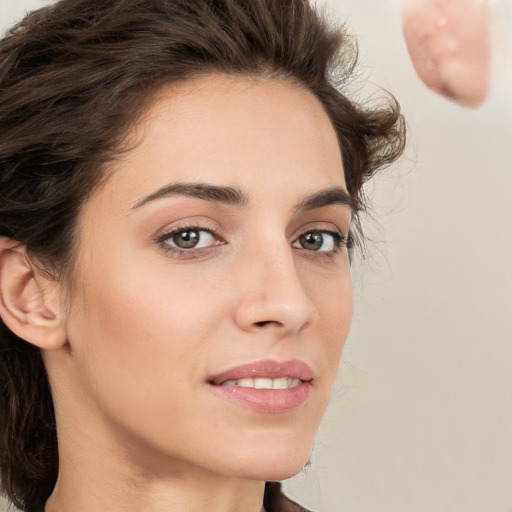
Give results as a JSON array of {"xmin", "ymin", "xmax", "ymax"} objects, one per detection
[{"xmin": 0, "ymin": 1, "xmax": 405, "ymax": 510}]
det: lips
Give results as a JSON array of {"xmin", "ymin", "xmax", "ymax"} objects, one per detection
[
  {"xmin": 208, "ymin": 359, "xmax": 313, "ymax": 385},
  {"xmin": 208, "ymin": 360, "xmax": 313, "ymax": 413}
]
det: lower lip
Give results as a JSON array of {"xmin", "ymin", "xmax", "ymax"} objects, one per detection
[{"xmin": 209, "ymin": 381, "xmax": 311, "ymax": 413}]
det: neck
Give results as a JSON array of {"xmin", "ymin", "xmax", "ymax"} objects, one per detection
[
  {"xmin": 45, "ymin": 372, "xmax": 265, "ymax": 512},
  {"xmin": 47, "ymin": 476, "xmax": 264, "ymax": 512},
  {"xmin": 46, "ymin": 441, "xmax": 265, "ymax": 512}
]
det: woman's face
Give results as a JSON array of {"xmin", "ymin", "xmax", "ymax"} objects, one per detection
[{"xmin": 57, "ymin": 74, "xmax": 353, "ymax": 481}]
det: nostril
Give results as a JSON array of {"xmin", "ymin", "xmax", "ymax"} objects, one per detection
[{"xmin": 254, "ymin": 320, "xmax": 283, "ymax": 328}]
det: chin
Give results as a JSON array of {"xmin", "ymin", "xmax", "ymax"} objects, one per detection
[
  {"xmin": 217, "ymin": 437, "xmax": 314, "ymax": 482},
  {"xmin": 233, "ymin": 460, "xmax": 310, "ymax": 483},
  {"xmin": 262, "ymin": 461, "xmax": 309, "ymax": 482}
]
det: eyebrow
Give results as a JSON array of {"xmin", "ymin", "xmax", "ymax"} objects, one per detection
[
  {"xmin": 132, "ymin": 182, "xmax": 248, "ymax": 209},
  {"xmin": 295, "ymin": 187, "xmax": 354, "ymax": 212},
  {"xmin": 132, "ymin": 182, "xmax": 353, "ymax": 213}
]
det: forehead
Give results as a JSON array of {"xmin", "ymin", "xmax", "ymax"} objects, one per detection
[{"xmin": 98, "ymin": 73, "xmax": 347, "ymax": 210}]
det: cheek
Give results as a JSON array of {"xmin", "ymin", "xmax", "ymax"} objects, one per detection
[
  {"xmin": 304, "ymin": 262, "xmax": 353, "ymax": 377},
  {"xmin": 66, "ymin": 250, "xmax": 225, "ymax": 426},
  {"xmin": 327, "ymin": 280, "xmax": 352, "ymax": 364}
]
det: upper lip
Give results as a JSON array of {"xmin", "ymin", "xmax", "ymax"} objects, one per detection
[{"xmin": 208, "ymin": 359, "xmax": 314, "ymax": 385}]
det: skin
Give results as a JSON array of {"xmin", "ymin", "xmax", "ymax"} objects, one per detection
[
  {"xmin": 401, "ymin": 0, "xmax": 491, "ymax": 108},
  {"xmin": 2, "ymin": 74, "xmax": 353, "ymax": 512}
]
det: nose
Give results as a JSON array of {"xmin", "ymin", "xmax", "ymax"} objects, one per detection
[{"xmin": 233, "ymin": 242, "xmax": 318, "ymax": 336}]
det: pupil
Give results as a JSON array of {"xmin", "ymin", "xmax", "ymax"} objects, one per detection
[
  {"xmin": 173, "ymin": 230, "xmax": 199, "ymax": 249},
  {"xmin": 301, "ymin": 231, "xmax": 323, "ymax": 250}
]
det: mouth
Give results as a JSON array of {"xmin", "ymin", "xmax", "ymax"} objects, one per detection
[
  {"xmin": 218, "ymin": 376, "xmax": 303, "ymax": 389},
  {"xmin": 208, "ymin": 359, "xmax": 313, "ymax": 413}
]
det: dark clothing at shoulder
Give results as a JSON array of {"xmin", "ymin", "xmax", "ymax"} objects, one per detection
[{"xmin": 264, "ymin": 482, "xmax": 314, "ymax": 512}]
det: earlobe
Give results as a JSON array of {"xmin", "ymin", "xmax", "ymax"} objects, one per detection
[{"xmin": 0, "ymin": 238, "xmax": 67, "ymax": 350}]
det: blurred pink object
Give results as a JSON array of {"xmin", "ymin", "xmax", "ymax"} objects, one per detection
[{"xmin": 401, "ymin": 0, "xmax": 491, "ymax": 108}]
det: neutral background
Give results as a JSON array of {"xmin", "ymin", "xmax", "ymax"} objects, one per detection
[{"xmin": 1, "ymin": 0, "xmax": 511, "ymax": 511}]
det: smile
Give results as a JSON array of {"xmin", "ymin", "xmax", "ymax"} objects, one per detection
[
  {"xmin": 220, "ymin": 377, "xmax": 302, "ymax": 389},
  {"xmin": 208, "ymin": 360, "xmax": 313, "ymax": 413}
]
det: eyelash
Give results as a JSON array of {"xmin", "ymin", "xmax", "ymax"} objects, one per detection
[
  {"xmin": 155, "ymin": 225, "xmax": 351, "ymax": 259},
  {"xmin": 155, "ymin": 223, "xmax": 224, "ymax": 258},
  {"xmin": 293, "ymin": 229, "xmax": 351, "ymax": 254}
]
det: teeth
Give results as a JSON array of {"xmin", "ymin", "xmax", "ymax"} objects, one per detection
[
  {"xmin": 287, "ymin": 378, "xmax": 301, "ymax": 388},
  {"xmin": 236, "ymin": 378, "xmax": 254, "ymax": 388},
  {"xmin": 220, "ymin": 377, "xmax": 302, "ymax": 389},
  {"xmin": 254, "ymin": 378, "xmax": 273, "ymax": 389},
  {"xmin": 272, "ymin": 377, "xmax": 289, "ymax": 389}
]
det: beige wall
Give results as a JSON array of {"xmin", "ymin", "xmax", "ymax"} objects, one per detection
[{"xmin": 1, "ymin": 1, "xmax": 511, "ymax": 511}]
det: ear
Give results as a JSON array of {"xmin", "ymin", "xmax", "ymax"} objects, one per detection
[{"xmin": 0, "ymin": 238, "xmax": 67, "ymax": 350}]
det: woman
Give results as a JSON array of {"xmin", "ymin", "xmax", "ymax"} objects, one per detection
[{"xmin": 0, "ymin": 1, "xmax": 405, "ymax": 511}]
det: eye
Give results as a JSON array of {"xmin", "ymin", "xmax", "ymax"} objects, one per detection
[
  {"xmin": 292, "ymin": 230, "xmax": 343, "ymax": 252},
  {"xmin": 159, "ymin": 228, "xmax": 218, "ymax": 250}
]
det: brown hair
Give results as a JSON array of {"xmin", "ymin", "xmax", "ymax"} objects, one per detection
[{"xmin": 0, "ymin": 1, "xmax": 405, "ymax": 510}]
